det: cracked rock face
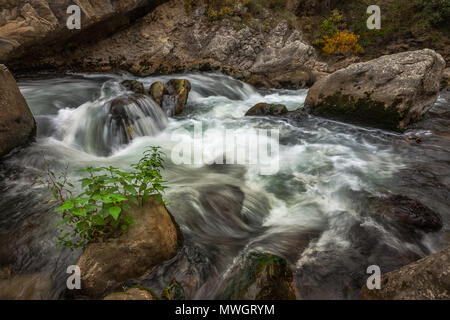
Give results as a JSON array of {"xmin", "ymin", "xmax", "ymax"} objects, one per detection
[
  {"xmin": 305, "ymin": 49, "xmax": 446, "ymax": 131},
  {"xmin": 16, "ymin": 0, "xmax": 319, "ymax": 89},
  {"xmin": 0, "ymin": 0, "xmax": 166, "ymax": 63}
]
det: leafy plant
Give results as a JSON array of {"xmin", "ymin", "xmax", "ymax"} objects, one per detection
[
  {"xmin": 36, "ymin": 147, "xmax": 166, "ymax": 249},
  {"xmin": 319, "ymin": 9, "xmax": 345, "ymax": 37}
]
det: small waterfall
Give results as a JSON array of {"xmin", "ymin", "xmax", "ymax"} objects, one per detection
[{"xmin": 57, "ymin": 94, "xmax": 168, "ymax": 156}]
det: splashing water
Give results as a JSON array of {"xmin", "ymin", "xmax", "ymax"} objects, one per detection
[{"xmin": 0, "ymin": 72, "xmax": 448, "ymax": 299}]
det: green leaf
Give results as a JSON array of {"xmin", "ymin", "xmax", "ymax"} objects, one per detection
[
  {"xmin": 109, "ymin": 206, "xmax": 121, "ymax": 220},
  {"xmin": 56, "ymin": 200, "xmax": 74, "ymax": 212}
]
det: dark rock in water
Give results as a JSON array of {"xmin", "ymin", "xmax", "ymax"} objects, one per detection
[
  {"xmin": 149, "ymin": 81, "xmax": 168, "ymax": 105},
  {"xmin": 217, "ymin": 252, "xmax": 298, "ymax": 300},
  {"xmin": 104, "ymin": 288, "xmax": 154, "ymax": 300},
  {"xmin": 305, "ymin": 49, "xmax": 445, "ymax": 131},
  {"xmin": 0, "ymin": 64, "xmax": 36, "ymax": 157},
  {"xmin": 360, "ymin": 245, "xmax": 450, "ymax": 300},
  {"xmin": 72, "ymin": 198, "xmax": 183, "ymax": 299},
  {"xmin": 283, "ymin": 108, "xmax": 309, "ymax": 122},
  {"xmin": 162, "ymin": 79, "xmax": 192, "ymax": 116},
  {"xmin": 366, "ymin": 194, "xmax": 443, "ymax": 232},
  {"xmin": 121, "ymin": 80, "xmax": 146, "ymax": 95},
  {"xmin": 245, "ymin": 103, "xmax": 288, "ymax": 116}
]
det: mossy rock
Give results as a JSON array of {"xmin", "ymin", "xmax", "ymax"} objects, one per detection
[
  {"xmin": 311, "ymin": 92, "xmax": 404, "ymax": 132},
  {"xmin": 217, "ymin": 253, "xmax": 298, "ymax": 300}
]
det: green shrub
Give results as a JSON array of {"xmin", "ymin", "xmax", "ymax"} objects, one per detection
[{"xmin": 37, "ymin": 147, "xmax": 166, "ymax": 249}]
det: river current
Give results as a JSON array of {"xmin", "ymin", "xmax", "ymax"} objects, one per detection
[{"xmin": 0, "ymin": 72, "xmax": 448, "ymax": 299}]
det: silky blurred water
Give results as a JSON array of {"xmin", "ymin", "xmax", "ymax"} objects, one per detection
[{"xmin": 0, "ymin": 72, "xmax": 448, "ymax": 299}]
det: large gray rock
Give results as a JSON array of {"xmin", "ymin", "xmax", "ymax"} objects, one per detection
[
  {"xmin": 73, "ymin": 197, "xmax": 183, "ymax": 299},
  {"xmin": 0, "ymin": 64, "xmax": 35, "ymax": 157},
  {"xmin": 305, "ymin": 49, "xmax": 446, "ymax": 131},
  {"xmin": 360, "ymin": 246, "xmax": 450, "ymax": 300}
]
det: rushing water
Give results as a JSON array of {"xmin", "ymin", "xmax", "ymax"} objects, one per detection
[{"xmin": 0, "ymin": 72, "xmax": 448, "ymax": 299}]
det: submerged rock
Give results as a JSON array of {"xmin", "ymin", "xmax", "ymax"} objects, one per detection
[
  {"xmin": 0, "ymin": 64, "xmax": 36, "ymax": 157},
  {"xmin": 360, "ymin": 246, "xmax": 450, "ymax": 300},
  {"xmin": 245, "ymin": 103, "xmax": 288, "ymax": 116},
  {"xmin": 305, "ymin": 49, "xmax": 445, "ymax": 131},
  {"xmin": 73, "ymin": 197, "xmax": 183, "ymax": 299},
  {"xmin": 121, "ymin": 80, "xmax": 146, "ymax": 95},
  {"xmin": 217, "ymin": 253, "xmax": 298, "ymax": 300},
  {"xmin": 104, "ymin": 288, "xmax": 154, "ymax": 300},
  {"xmin": 366, "ymin": 193, "xmax": 443, "ymax": 233}
]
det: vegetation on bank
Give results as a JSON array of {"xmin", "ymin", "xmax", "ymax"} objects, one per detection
[
  {"xmin": 184, "ymin": 0, "xmax": 449, "ymax": 60},
  {"xmin": 35, "ymin": 147, "xmax": 166, "ymax": 249},
  {"xmin": 300, "ymin": 0, "xmax": 450, "ymax": 59}
]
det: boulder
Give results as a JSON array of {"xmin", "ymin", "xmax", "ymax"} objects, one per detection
[
  {"xmin": 121, "ymin": 80, "xmax": 146, "ymax": 95},
  {"xmin": 245, "ymin": 103, "xmax": 288, "ymax": 117},
  {"xmin": 74, "ymin": 197, "xmax": 183, "ymax": 299},
  {"xmin": 0, "ymin": 64, "xmax": 36, "ymax": 157},
  {"xmin": 217, "ymin": 253, "xmax": 298, "ymax": 300},
  {"xmin": 104, "ymin": 288, "xmax": 154, "ymax": 300},
  {"xmin": 360, "ymin": 246, "xmax": 450, "ymax": 300},
  {"xmin": 305, "ymin": 49, "xmax": 445, "ymax": 131},
  {"xmin": 149, "ymin": 81, "xmax": 167, "ymax": 106},
  {"xmin": 160, "ymin": 79, "xmax": 191, "ymax": 116}
]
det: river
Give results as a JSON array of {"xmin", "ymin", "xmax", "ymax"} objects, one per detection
[{"xmin": 0, "ymin": 72, "xmax": 448, "ymax": 299}]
